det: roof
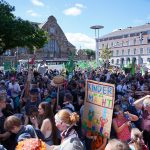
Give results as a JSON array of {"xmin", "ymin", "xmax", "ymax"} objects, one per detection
[{"xmin": 100, "ymin": 23, "xmax": 150, "ymax": 39}]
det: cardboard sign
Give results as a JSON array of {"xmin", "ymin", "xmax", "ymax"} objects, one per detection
[{"xmin": 82, "ymin": 80, "xmax": 115, "ymax": 138}]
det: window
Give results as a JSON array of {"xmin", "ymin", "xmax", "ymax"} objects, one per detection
[
  {"xmin": 116, "ymin": 50, "xmax": 119, "ymax": 56},
  {"xmin": 128, "ymin": 49, "xmax": 130, "ymax": 55},
  {"xmin": 133, "ymin": 38, "xmax": 136, "ymax": 45},
  {"xmin": 147, "ymin": 37, "xmax": 150, "ymax": 44},
  {"xmin": 117, "ymin": 59, "xmax": 119, "ymax": 64},
  {"xmin": 45, "ymin": 39, "xmax": 60, "ymax": 57},
  {"xmin": 127, "ymin": 40, "xmax": 129, "ymax": 46},
  {"xmin": 111, "ymin": 59, "xmax": 114, "ymax": 64},
  {"xmin": 102, "ymin": 44, "xmax": 104, "ymax": 48},
  {"xmin": 140, "ymin": 58, "xmax": 143, "ymax": 64},
  {"xmin": 140, "ymin": 39, "xmax": 143, "ymax": 45},
  {"xmin": 111, "ymin": 51, "xmax": 114, "ymax": 56},
  {"xmin": 122, "ymin": 49, "xmax": 124, "ymax": 55},
  {"xmin": 116, "ymin": 42, "xmax": 119, "ymax": 46},
  {"xmin": 147, "ymin": 58, "xmax": 150, "ymax": 62},
  {"xmin": 134, "ymin": 48, "xmax": 136, "ymax": 55},
  {"xmin": 147, "ymin": 30, "xmax": 150, "ymax": 35},
  {"xmin": 140, "ymin": 48, "xmax": 143, "ymax": 54},
  {"xmin": 147, "ymin": 47, "xmax": 150, "ymax": 54},
  {"xmin": 111, "ymin": 42, "xmax": 113, "ymax": 47}
]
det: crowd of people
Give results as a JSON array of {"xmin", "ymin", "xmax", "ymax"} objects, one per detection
[{"xmin": 0, "ymin": 65, "xmax": 149, "ymax": 150}]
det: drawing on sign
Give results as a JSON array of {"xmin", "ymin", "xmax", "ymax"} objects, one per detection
[
  {"xmin": 82, "ymin": 80, "xmax": 115, "ymax": 138},
  {"xmin": 99, "ymin": 117, "xmax": 108, "ymax": 135}
]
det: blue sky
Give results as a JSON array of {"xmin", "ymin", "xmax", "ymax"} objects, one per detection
[{"xmin": 6, "ymin": 0, "xmax": 150, "ymax": 50}]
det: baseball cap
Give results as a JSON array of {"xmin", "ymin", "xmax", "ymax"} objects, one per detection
[
  {"xmin": 50, "ymin": 92, "xmax": 57, "ymax": 99},
  {"xmin": 30, "ymin": 88, "xmax": 39, "ymax": 95}
]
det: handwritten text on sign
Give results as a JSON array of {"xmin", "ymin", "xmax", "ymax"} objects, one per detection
[
  {"xmin": 82, "ymin": 80, "xmax": 115, "ymax": 138},
  {"xmin": 87, "ymin": 82, "xmax": 114, "ymax": 109}
]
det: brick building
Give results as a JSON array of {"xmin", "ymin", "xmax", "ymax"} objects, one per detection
[{"xmin": 0, "ymin": 16, "xmax": 76, "ymax": 66}]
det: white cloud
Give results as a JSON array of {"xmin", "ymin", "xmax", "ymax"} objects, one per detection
[
  {"xmin": 75, "ymin": 3, "xmax": 85, "ymax": 8},
  {"xmin": 63, "ymin": 7, "xmax": 81, "ymax": 16},
  {"xmin": 26, "ymin": 10, "xmax": 41, "ymax": 17},
  {"xmin": 63, "ymin": 3, "xmax": 86, "ymax": 16},
  {"xmin": 27, "ymin": 10, "xmax": 33, "ymax": 13},
  {"xmin": 65, "ymin": 32, "xmax": 95, "ymax": 50},
  {"xmin": 31, "ymin": 0, "xmax": 44, "ymax": 7}
]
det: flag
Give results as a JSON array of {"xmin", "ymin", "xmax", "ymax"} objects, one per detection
[
  {"xmin": 130, "ymin": 63, "xmax": 135, "ymax": 75},
  {"xmin": 140, "ymin": 66, "xmax": 145, "ymax": 76},
  {"xmin": 28, "ymin": 55, "xmax": 36, "ymax": 64}
]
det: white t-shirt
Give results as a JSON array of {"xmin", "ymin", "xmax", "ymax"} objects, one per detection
[
  {"xmin": 117, "ymin": 84, "xmax": 123, "ymax": 92},
  {"xmin": 8, "ymin": 82, "xmax": 21, "ymax": 97}
]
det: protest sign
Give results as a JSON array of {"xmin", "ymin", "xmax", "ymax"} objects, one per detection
[{"xmin": 82, "ymin": 80, "xmax": 115, "ymax": 138}]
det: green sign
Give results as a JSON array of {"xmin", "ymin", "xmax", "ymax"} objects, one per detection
[{"xmin": 3, "ymin": 62, "xmax": 11, "ymax": 71}]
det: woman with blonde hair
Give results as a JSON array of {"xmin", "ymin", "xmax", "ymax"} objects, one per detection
[
  {"xmin": 129, "ymin": 128, "xmax": 148, "ymax": 150},
  {"xmin": 50, "ymin": 109, "xmax": 84, "ymax": 150}
]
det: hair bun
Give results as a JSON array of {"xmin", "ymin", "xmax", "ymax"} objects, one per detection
[{"xmin": 70, "ymin": 112, "xmax": 79, "ymax": 124}]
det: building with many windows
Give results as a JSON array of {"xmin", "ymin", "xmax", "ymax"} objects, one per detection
[{"xmin": 98, "ymin": 23, "xmax": 150, "ymax": 66}]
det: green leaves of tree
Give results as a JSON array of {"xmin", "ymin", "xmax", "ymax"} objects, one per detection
[
  {"xmin": 100, "ymin": 45, "xmax": 112, "ymax": 60},
  {"xmin": 0, "ymin": 0, "xmax": 48, "ymax": 55}
]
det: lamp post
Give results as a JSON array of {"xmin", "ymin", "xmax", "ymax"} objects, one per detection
[{"xmin": 90, "ymin": 25, "xmax": 104, "ymax": 67}]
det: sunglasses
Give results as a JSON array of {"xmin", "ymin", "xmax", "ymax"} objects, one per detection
[{"xmin": 114, "ymin": 110, "xmax": 123, "ymax": 115}]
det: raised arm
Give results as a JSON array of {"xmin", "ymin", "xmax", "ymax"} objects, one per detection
[{"xmin": 133, "ymin": 95, "xmax": 150, "ymax": 110}]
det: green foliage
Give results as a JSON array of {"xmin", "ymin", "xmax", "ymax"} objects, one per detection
[
  {"xmin": 83, "ymin": 49, "xmax": 95, "ymax": 59},
  {"xmin": 65, "ymin": 52, "xmax": 75, "ymax": 73},
  {"xmin": 100, "ymin": 45, "xmax": 112, "ymax": 60},
  {"xmin": 0, "ymin": 0, "xmax": 48, "ymax": 55}
]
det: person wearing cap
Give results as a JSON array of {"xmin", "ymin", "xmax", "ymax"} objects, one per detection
[
  {"xmin": 134, "ymin": 95, "xmax": 150, "ymax": 148},
  {"xmin": 50, "ymin": 92, "xmax": 57, "ymax": 114}
]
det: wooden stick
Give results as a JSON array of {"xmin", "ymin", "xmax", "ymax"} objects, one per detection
[{"xmin": 57, "ymin": 86, "xmax": 60, "ymax": 106}]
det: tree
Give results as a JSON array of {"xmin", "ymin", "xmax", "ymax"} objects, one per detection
[
  {"xmin": 100, "ymin": 45, "xmax": 112, "ymax": 61},
  {"xmin": 0, "ymin": 0, "xmax": 48, "ymax": 55},
  {"xmin": 84, "ymin": 49, "xmax": 95, "ymax": 59},
  {"xmin": 100, "ymin": 45, "xmax": 112, "ymax": 68}
]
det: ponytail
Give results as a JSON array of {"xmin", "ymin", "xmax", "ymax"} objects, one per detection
[{"xmin": 70, "ymin": 112, "xmax": 79, "ymax": 124}]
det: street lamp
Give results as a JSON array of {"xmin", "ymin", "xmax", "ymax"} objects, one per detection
[{"xmin": 90, "ymin": 25, "xmax": 104, "ymax": 67}]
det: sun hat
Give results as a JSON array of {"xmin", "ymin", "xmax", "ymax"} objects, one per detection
[{"xmin": 51, "ymin": 75, "xmax": 64, "ymax": 87}]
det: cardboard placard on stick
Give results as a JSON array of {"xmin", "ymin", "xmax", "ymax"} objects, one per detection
[{"xmin": 82, "ymin": 80, "xmax": 115, "ymax": 138}]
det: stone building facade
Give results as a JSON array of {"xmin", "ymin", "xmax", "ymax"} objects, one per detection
[
  {"xmin": 35, "ymin": 16, "xmax": 76, "ymax": 59},
  {"xmin": 0, "ymin": 16, "xmax": 76, "ymax": 66},
  {"xmin": 97, "ymin": 23, "xmax": 150, "ymax": 66}
]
